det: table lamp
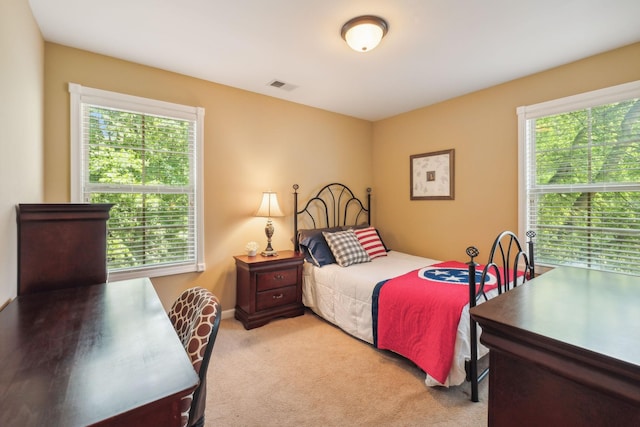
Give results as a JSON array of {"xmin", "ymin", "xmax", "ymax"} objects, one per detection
[{"xmin": 255, "ymin": 191, "xmax": 284, "ymax": 256}]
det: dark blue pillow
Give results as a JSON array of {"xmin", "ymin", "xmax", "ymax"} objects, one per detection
[
  {"xmin": 298, "ymin": 227, "xmax": 341, "ymax": 267},
  {"xmin": 375, "ymin": 228, "xmax": 391, "ymax": 252}
]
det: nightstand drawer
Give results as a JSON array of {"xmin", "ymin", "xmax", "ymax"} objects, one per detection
[
  {"xmin": 256, "ymin": 269, "xmax": 298, "ymax": 291},
  {"xmin": 256, "ymin": 285, "xmax": 297, "ymax": 311},
  {"xmin": 234, "ymin": 250, "xmax": 304, "ymax": 329}
]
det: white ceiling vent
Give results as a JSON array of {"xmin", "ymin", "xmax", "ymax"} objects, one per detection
[{"xmin": 267, "ymin": 79, "xmax": 298, "ymax": 92}]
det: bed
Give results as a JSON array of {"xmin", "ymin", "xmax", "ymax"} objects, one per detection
[{"xmin": 293, "ymin": 183, "xmax": 535, "ymax": 401}]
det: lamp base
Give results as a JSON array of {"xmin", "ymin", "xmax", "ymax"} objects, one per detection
[{"xmin": 261, "ymin": 249, "xmax": 278, "ymax": 257}]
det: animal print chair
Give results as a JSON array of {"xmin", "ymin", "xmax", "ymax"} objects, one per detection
[{"xmin": 168, "ymin": 287, "xmax": 221, "ymax": 427}]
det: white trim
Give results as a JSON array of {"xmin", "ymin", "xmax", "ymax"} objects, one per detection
[
  {"xmin": 517, "ymin": 105, "xmax": 527, "ymax": 241},
  {"xmin": 517, "ymin": 79, "xmax": 640, "ymax": 238},
  {"xmin": 69, "ymin": 83, "xmax": 82, "ymax": 202},
  {"xmin": 195, "ymin": 107, "xmax": 206, "ymax": 271},
  {"xmin": 69, "ymin": 82, "xmax": 206, "ymax": 278},
  {"xmin": 108, "ymin": 263, "xmax": 201, "ymax": 282},
  {"xmin": 517, "ymin": 80, "xmax": 640, "ymax": 119},
  {"xmin": 69, "ymin": 83, "xmax": 198, "ymax": 120},
  {"xmin": 517, "ymin": 80, "xmax": 640, "ymax": 275}
]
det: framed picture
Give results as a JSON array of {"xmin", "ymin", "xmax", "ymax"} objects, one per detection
[{"xmin": 410, "ymin": 149, "xmax": 455, "ymax": 200}]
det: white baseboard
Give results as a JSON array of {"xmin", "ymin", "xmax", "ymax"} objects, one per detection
[{"xmin": 221, "ymin": 308, "xmax": 235, "ymax": 320}]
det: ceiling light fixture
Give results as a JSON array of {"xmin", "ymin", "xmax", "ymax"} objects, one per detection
[{"xmin": 341, "ymin": 15, "xmax": 389, "ymax": 53}]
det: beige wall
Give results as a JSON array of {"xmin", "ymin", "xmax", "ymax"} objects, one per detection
[
  {"xmin": 37, "ymin": 38, "xmax": 640, "ymax": 311},
  {"xmin": 43, "ymin": 43, "xmax": 373, "ymax": 310},
  {"xmin": 0, "ymin": 0, "xmax": 44, "ymax": 305},
  {"xmin": 373, "ymin": 42, "xmax": 640, "ymax": 262}
]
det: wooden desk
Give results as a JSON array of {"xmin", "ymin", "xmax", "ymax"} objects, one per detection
[
  {"xmin": 0, "ymin": 278, "xmax": 198, "ymax": 426},
  {"xmin": 470, "ymin": 267, "xmax": 640, "ymax": 426}
]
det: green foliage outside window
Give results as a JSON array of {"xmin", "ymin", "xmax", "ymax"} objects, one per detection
[
  {"xmin": 531, "ymin": 99, "xmax": 640, "ymax": 275},
  {"xmin": 86, "ymin": 107, "xmax": 195, "ymax": 271}
]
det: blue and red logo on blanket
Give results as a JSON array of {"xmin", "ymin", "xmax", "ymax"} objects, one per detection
[{"xmin": 417, "ymin": 262, "xmax": 498, "ymax": 286}]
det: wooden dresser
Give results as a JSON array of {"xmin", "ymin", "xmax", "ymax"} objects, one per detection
[
  {"xmin": 470, "ymin": 266, "xmax": 640, "ymax": 426},
  {"xmin": 16, "ymin": 203, "xmax": 112, "ymax": 295},
  {"xmin": 234, "ymin": 250, "xmax": 305, "ymax": 329}
]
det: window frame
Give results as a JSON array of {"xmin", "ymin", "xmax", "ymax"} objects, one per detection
[
  {"xmin": 517, "ymin": 80, "xmax": 640, "ymax": 274},
  {"xmin": 69, "ymin": 83, "xmax": 205, "ymax": 281}
]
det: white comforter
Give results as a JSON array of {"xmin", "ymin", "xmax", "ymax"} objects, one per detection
[{"xmin": 302, "ymin": 250, "xmax": 496, "ymax": 387}]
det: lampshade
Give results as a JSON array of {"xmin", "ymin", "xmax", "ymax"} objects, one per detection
[
  {"xmin": 255, "ymin": 192, "xmax": 284, "ymax": 218},
  {"xmin": 341, "ymin": 15, "xmax": 388, "ymax": 52},
  {"xmin": 255, "ymin": 191, "xmax": 284, "ymax": 257}
]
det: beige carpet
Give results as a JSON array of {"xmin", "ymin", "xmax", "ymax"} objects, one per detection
[{"xmin": 206, "ymin": 310, "xmax": 488, "ymax": 426}]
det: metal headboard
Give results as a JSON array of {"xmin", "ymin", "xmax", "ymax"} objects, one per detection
[{"xmin": 293, "ymin": 183, "xmax": 371, "ymax": 251}]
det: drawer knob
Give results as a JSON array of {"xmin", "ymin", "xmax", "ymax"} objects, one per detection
[
  {"xmin": 274, "ymin": 274, "xmax": 285, "ymax": 280},
  {"xmin": 272, "ymin": 293, "xmax": 284, "ymax": 299}
]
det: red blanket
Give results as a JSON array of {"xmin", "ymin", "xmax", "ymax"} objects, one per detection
[{"xmin": 372, "ymin": 261, "xmax": 499, "ymax": 384}]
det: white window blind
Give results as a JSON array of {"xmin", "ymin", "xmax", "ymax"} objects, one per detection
[
  {"xmin": 518, "ymin": 80, "xmax": 640, "ymax": 276},
  {"xmin": 69, "ymin": 83, "xmax": 205, "ymax": 280}
]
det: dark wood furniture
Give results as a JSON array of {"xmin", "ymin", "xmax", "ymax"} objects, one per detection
[
  {"xmin": 234, "ymin": 250, "xmax": 305, "ymax": 329},
  {"xmin": 16, "ymin": 203, "xmax": 113, "ymax": 295},
  {"xmin": 470, "ymin": 266, "xmax": 640, "ymax": 426},
  {"xmin": 0, "ymin": 278, "xmax": 199, "ymax": 427}
]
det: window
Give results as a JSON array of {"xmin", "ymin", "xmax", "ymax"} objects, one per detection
[
  {"xmin": 69, "ymin": 83, "xmax": 205, "ymax": 280},
  {"xmin": 518, "ymin": 80, "xmax": 640, "ymax": 276}
]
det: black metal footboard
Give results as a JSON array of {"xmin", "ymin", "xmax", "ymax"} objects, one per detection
[{"xmin": 466, "ymin": 230, "xmax": 535, "ymax": 402}]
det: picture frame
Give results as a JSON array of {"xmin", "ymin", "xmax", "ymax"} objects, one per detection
[{"xmin": 410, "ymin": 149, "xmax": 455, "ymax": 200}]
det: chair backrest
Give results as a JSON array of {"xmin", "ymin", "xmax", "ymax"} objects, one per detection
[{"xmin": 168, "ymin": 287, "xmax": 221, "ymax": 427}]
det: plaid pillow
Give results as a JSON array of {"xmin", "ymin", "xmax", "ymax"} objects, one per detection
[{"xmin": 323, "ymin": 229, "xmax": 370, "ymax": 267}]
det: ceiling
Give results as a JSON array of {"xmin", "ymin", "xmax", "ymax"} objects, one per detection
[{"xmin": 29, "ymin": 0, "xmax": 640, "ymax": 121}]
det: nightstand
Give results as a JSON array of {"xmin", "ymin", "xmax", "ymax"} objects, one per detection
[{"xmin": 234, "ymin": 250, "xmax": 305, "ymax": 329}]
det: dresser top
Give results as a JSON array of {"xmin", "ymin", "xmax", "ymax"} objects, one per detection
[
  {"xmin": 234, "ymin": 249, "xmax": 304, "ymax": 265},
  {"xmin": 471, "ymin": 266, "xmax": 640, "ymax": 369}
]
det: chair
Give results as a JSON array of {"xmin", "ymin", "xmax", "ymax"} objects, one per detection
[{"xmin": 168, "ymin": 287, "xmax": 221, "ymax": 427}]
